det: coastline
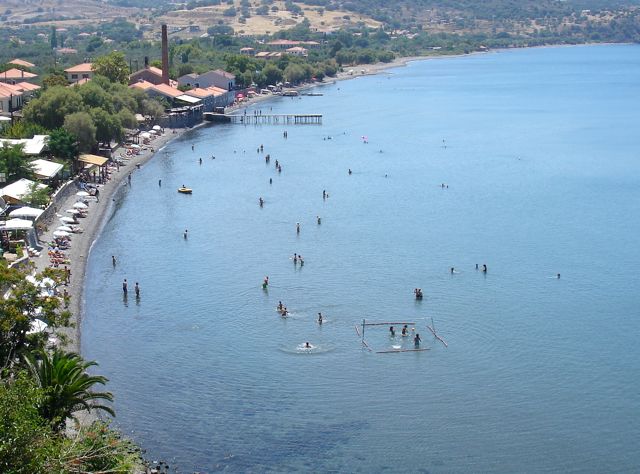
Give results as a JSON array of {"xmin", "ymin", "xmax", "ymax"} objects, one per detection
[
  {"xmin": 40, "ymin": 47, "xmax": 523, "ymax": 352},
  {"xmin": 32, "ymin": 129, "xmax": 188, "ymax": 354},
  {"xmin": 43, "ymin": 54, "xmax": 443, "ymax": 353}
]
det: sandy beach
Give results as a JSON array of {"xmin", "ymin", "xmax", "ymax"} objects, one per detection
[{"xmin": 32, "ymin": 129, "xmax": 187, "ymax": 353}]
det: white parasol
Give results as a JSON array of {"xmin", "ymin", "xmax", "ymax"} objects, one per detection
[
  {"xmin": 66, "ymin": 209, "xmax": 81, "ymax": 214},
  {"xmin": 153, "ymin": 125, "xmax": 162, "ymax": 131},
  {"xmin": 9, "ymin": 206, "xmax": 44, "ymax": 219},
  {"xmin": 1, "ymin": 218, "xmax": 33, "ymax": 230},
  {"xmin": 53, "ymin": 230, "xmax": 70, "ymax": 238},
  {"xmin": 76, "ymin": 191, "xmax": 90, "ymax": 197},
  {"xmin": 60, "ymin": 217, "xmax": 76, "ymax": 224},
  {"xmin": 73, "ymin": 202, "xmax": 88, "ymax": 209},
  {"xmin": 56, "ymin": 226, "xmax": 73, "ymax": 232},
  {"xmin": 27, "ymin": 319, "xmax": 48, "ymax": 334}
]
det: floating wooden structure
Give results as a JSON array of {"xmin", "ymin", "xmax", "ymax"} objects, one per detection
[
  {"xmin": 427, "ymin": 317, "xmax": 448, "ymax": 347},
  {"xmin": 222, "ymin": 113, "xmax": 322, "ymax": 125},
  {"xmin": 376, "ymin": 348, "xmax": 430, "ymax": 354}
]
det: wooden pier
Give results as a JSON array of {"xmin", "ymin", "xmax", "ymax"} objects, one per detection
[{"xmin": 204, "ymin": 112, "xmax": 322, "ymax": 125}]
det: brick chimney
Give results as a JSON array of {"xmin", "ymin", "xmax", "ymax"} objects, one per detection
[{"xmin": 161, "ymin": 24, "xmax": 170, "ymax": 85}]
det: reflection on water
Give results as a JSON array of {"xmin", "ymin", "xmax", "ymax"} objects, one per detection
[{"xmin": 83, "ymin": 44, "xmax": 640, "ymax": 473}]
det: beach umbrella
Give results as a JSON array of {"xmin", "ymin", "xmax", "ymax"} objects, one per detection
[
  {"xmin": 2, "ymin": 218, "xmax": 33, "ymax": 230},
  {"xmin": 53, "ymin": 230, "xmax": 70, "ymax": 238},
  {"xmin": 153, "ymin": 125, "xmax": 162, "ymax": 131},
  {"xmin": 66, "ymin": 209, "xmax": 81, "ymax": 214},
  {"xmin": 76, "ymin": 191, "xmax": 90, "ymax": 197},
  {"xmin": 9, "ymin": 206, "xmax": 44, "ymax": 219},
  {"xmin": 27, "ymin": 319, "xmax": 48, "ymax": 335},
  {"xmin": 26, "ymin": 275, "xmax": 38, "ymax": 285},
  {"xmin": 60, "ymin": 217, "xmax": 76, "ymax": 224},
  {"xmin": 40, "ymin": 277, "xmax": 56, "ymax": 288},
  {"xmin": 56, "ymin": 226, "xmax": 73, "ymax": 232},
  {"xmin": 73, "ymin": 202, "xmax": 88, "ymax": 209},
  {"xmin": 140, "ymin": 132, "xmax": 151, "ymax": 138}
]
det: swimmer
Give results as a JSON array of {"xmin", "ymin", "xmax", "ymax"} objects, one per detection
[
  {"xmin": 158, "ymin": 179, "xmax": 162, "ymax": 187},
  {"xmin": 262, "ymin": 276, "xmax": 269, "ymax": 288},
  {"xmin": 323, "ymin": 190, "xmax": 326, "ymax": 199},
  {"xmin": 112, "ymin": 255, "xmax": 116, "ymax": 267},
  {"xmin": 259, "ymin": 197, "xmax": 264, "ymax": 207},
  {"xmin": 277, "ymin": 301, "xmax": 283, "ymax": 311},
  {"xmin": 557, "ymin": 273, "xmax": 561, "ymax": 279},
  {"xmin": 269, "ymin": 178, "xmax": 272, "ymax": 185},
  {"xmin": 199, "ymin": 157, "xmax": 202, "ymax": 165},
  {"xmin": 318, "ymin": 312, "xmax": 323, "ymax": 324},
  {"xmin": 348, "ymin": 168, "xmax": 352, "ymax": 175},
  {"xmin": 299, "ymin": 256, "xmax": 304, "ymax": 266},
  {"xmin": 475, "ymin": 263, "xmax": 479, "ymax": 270},
  {"xmin": 317, "ymin": 216, "xmax": 321, "ymax": 225},
  {"xmin": 389, "ymin": 326, "xmax": 395, "ymax": 337},
  {"xmin": 184, "ymin": 229, "xmax": 188, "ymax": 239},
  {"xmin": 192, "ymin": 144, "xmax": 194, "ymax": 151},
  {"xmin": 296, "ymin": 222, "xmax": 300, "ymax": 234},
  {"xmin": 482, "ymin": 264, "xmax": 487, "ymax": 273},
  {"xmin": 293, "ymin": 253, "xmax": 298, "ymax": 264},
  {"xmin": 402, "ymin": 324, "xmax": 408, "ymax": 336},
  {"xmin": 305, "ymin": 342, "xmax": 311, "ymax": 349},
  {"xmin": 451, "ymin": 267, "xmax": 455, "ymax": 274},
  {"xmin": 414, "ymin": 333, "xmax": 421, "ymax": 347}
]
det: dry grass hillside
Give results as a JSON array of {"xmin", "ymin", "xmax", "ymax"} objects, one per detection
[{"xmin": 154, "ymin": 0, "xmax": 381, "ymax": 38}]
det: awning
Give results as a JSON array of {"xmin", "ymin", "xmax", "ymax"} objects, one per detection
[
  {"xmin": 31, "ymin": 159, "xmax": 63, "ymax": 179},
  {"xmin": 78, "ymin": 154, "xmax": 109, "ymax": 166},
  {"xmin": 176, "ymin": 94, "xmax": 201, "ymax": 104}
]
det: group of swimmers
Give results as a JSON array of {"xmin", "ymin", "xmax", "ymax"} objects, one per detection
[
  {"xmin": 414, "ymin": 288, "xmax": 423, "ymax": 299},
  {"xmin": 389, "ymin": 324, "xmax": 422, "ymax": 347},
  {"xmin": 292, "ymin": 253, "xmax": 304, "ymax": 265}
]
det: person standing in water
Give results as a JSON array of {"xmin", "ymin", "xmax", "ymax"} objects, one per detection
[
  {"xmin": 414, "ymin": 333, "xmax": 422, "ymax": 347},
  {"xmin": 158, "ymin": 179, "xmax": 162, "ymax": 187},
  {"xmin": 112, "ymin": 255, "xmax": 116, "ymax": 267},
  {"xmin": 134, "ymin": 282, "xmax": 140, "ymax": 298},
  {"xmin": 318, "ymin": 312, "xmax": 323, "ymax": 325},
  {"xmin": 184, "ymin": 229, "xmax": 188, "ymax": 239},
  {"xmin": 402, "ymin": 325, "xmax": 408, "ymax": 336},
  {"xmin": 389, "ymin": 326, "xmax": 395, "ymax": 337},
  {"xmin": 122, "ymin": 279, "xmax": 128, "ymax": 294},
  {"xmin": 296, "ymin": 223, "xmax": 300, "ymax": 234},
  {"xmin": 317, "ymin": 216, "xmax": 321, "ymax": 225}
]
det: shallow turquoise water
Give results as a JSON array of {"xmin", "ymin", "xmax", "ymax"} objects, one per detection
[{"xmin": 83, "ymin": 44, "xmax": 640, "ymax": 472}]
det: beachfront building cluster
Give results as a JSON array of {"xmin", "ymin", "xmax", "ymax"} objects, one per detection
[{"xmin": 0, "ymin": 59, "xmax": 41, "ymax": 115}]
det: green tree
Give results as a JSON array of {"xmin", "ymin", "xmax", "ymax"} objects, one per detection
[
  {"xmin": 63, "ymin": 112, "xmax": 96, "ymax": 153},
  {"xmin": 22, "ymin": 87, "xmax": 84, "ymax": 130},
  {"xmin": 42, "ymin": 74, "xmax": 68, "ymax": 89},
  {"xmin": 142, "ymin": 99, "xmax": 165, "ymax": 121},
  {"xmin": 117, "ymin": 108, "xmax": 137, "ymax": 129},
  {"xmin": 0, "ymin": 143, "xmax": 35, "ymax": 182},
  {"xmin": 47, "ymin": 128, "xmax": 78, "ymax": 162},
  {"xmin": 0, "ymin": 121, "xmax": 48, "ymax": 139},
  {"xmin": 262, "ymin": 63, "xmax": 283, "ymax": 85},
  {"xmin": 25, "ymin": 350, "xmax": 115, "ymax": 432},
  {"xmin": 0, "ymin": 267, "xmax": 69, "ymax": 372},
  {"xmin": 77, "ymin": 81, "xmax": 113, "ymax": 113},
  {"xmin": 90, "ymin": 107, "xmax": 122, "ymax": 144},
  {"xmin": 21, "ymin": 182, "xmax": 50, "ymax": 208},
  {"xmin": 92, "ymin": 51, "xmax": 130, "ymax": 85},
  {"xmin": 50, "ymin": 26, "xmax": 57, "ymax": 49},
  {"xmin": 0, "ymin": 374, "xmax": 53, "ymax": 472}
]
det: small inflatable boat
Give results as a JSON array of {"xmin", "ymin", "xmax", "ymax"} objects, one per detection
[{"xmin": 178, "ymin": 187, "xmax": 193, "ymax": 194}]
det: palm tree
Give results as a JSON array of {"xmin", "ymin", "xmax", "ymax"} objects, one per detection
[{"xmin": 24, "ymin": 350, "xmax": 115, "ymax": 431}]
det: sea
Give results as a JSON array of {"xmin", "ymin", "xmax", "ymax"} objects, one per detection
[{"xmin": 82, "ymin": 44, "xmax": 640, "ymax": 473}]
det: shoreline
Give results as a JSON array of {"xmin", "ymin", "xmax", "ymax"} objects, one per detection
[
  {"xmin": 32, "ymin": 129, "xmax": 189, "ymax": 353},
  {"xmin": 40, "ymin": 42, "xmax": 620, "ymax": 351}
]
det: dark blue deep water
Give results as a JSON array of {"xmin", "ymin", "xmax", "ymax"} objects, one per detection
[{"xmin": 83, "ymin": 44, "xmax": 640, "ymax": 472}]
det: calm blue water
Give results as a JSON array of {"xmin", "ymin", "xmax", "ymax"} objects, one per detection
[{"xmin": 83, "ymin": 44, "xmax": 640, "ymax": 473}]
